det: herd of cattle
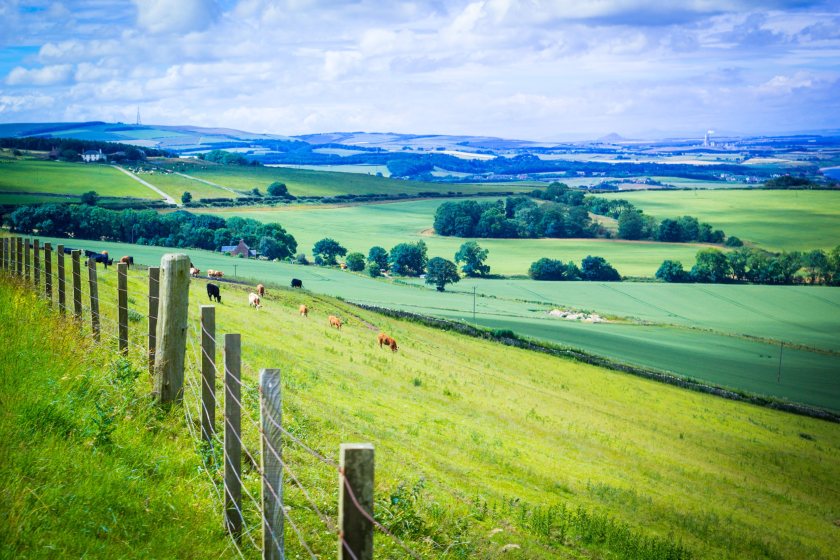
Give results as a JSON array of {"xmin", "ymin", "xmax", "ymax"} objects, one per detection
[{"xmin": 62, "ymin": 248, "xmax": 134, "ymax": 268}]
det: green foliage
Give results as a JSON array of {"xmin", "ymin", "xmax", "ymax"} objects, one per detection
[
  {"xmin": 724, "ymin": 235, "xmax": 743, "ymax": 247},
  {"xmin": 690, "ymin": 248, "xmax": 731, "ymax": 283},
  {"xmin": 763, "ymin": 175, "xmax": 816, "ymax": 189},
  {"xmin": 655, "ymin": 260, "xmax": 687, "ymax": 282},
  {"xmin": 617, "ymin": 208, "xmax": 646, "ymax": 240},
  {"xmin": 295, "ymin": 252, "xmax": 310, "ymax": 265},
  {"xmin": 80, "ymin": 190, "xmax": 99, "ymax": 206},
  {"xmin": 180, "ymin": 191, "xmax": 192, "ymax": 204},
  {"xmin": 580, "ymin": 255, "xmax": 621, "ymax": 281},
  {"xmin": 367, "ymin": 246, "xmax": 389, "ymax": 270},
  {"xmin": 529, "ymin": 258, "xmax": 573, "ymax": 281},
  {"xmin": 198, "ymin": 149, "xmax": 255, "ymax": 166},
  {"xmin": 389, "ymin": 240, "xmax": 428, "ymax": 276},
  {"xmin": 454, "ymin": 241, "xmax": 490, "ymax": 277},
  {"xmin": 267, "ymin": 181, "xmax": 290, "ymax": 197},
  {"xmin": 367, "ymin": 262, "xmax": 382, "ymax": 277},
  {"xmin": 312, "ymin": 238, "xmax": 347, "ymax": 266},
  {"xmin": 425, "ymin": 257, "xmax": 460, "ymax": 291},
  {"xmin": 345, "ymin": 252, "xmax": 366, "ymax": 271}
]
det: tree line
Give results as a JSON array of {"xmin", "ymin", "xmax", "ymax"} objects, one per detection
[
  {"xmin": 433, "ymin": 183, "xmax": 728, "ymax": 243},
  {"xmin": 7, "ymin": 204, "xmax": 297, "ymax": 260},
  {"xmin": 656, "ymin": 246, "xmax": 840, "ymax": 285},
  {"xmin": 0, "ymin": 137, "xmax": 171, "ymax": 159}
]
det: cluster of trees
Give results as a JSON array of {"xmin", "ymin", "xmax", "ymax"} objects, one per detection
[
  {"xmin": 7, "ymin": 204, "xmax": 297, "ymax": 259},
  {"xmin": 656, "ymin": 246, "xmax": 840, "ymax": 285},
  {"xmin": 434, "ymin": 183, "xmax": 728, "ymax": 243},
  {"xmin": 0, "ymin": 137, "xmax": 171, "ymax": 158},
  {"xmin": 763, "ymin": 176, "xmax": 837, "ymax": 189},
  {"xmin": 197, "ymin": 150, "xmax": 260, "ymax": 166},
  {"xmin": 528, "ymin": 256, "xmax": 621, "ymax": 281}
]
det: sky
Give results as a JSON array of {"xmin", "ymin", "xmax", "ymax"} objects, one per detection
[{"xmin": 0, "ymin": 0, "xmax": 838, "ymax": 140}]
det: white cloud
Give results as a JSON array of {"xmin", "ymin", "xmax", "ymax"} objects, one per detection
[
  {"xmin": 5, "ymin": 64, "xmax": 74, "ymax": 86},
  {"xmin": 133, "ymin": 0, "xmax": 221, "ymax": 34}
]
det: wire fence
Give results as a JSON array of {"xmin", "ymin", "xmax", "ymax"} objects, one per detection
[{"xmin": 0, "ymin": 236, "xmax": 423, "ymax": 560}]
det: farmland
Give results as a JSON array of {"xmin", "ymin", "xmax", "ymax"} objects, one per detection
[
  {"xmin": 28, "ymin": 236, "xmax": 840, "ymax": 411},
  {"xmin": 197, "ymin": 200, "xmax": 713, "ymax": 277},
  {"xmin": 604, "ymin": 189, "xmax": 840, "ymax": 251},
  {"xmin": 4, "ymin": 250, "xmax": 839, "ymax": 559}
]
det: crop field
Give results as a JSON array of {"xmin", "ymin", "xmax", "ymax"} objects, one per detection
[
  {"xmin": 197, "ymin": 200, "xmax": 712, "ymax": 277},
  {"xmin": 604, "ymin": 189, "xmax": 840, "ymax": 251},
  {"xmin": 0, "ymin": 157, "xmax": 158, "ymax": 199},
  {"xmin": 137, "ymin": 169, "xmax": 240, "ymax": 200},
  {"xmin": 8, "ymin": 249, "xmax": 839, "ymax": 559},
  {"xmin": 28, "ymin": 236, "xmax": 840, "ymax": 411},
  {"xmin": 267, "ymin": 163, "xmax": 393, "ymax": 176}
]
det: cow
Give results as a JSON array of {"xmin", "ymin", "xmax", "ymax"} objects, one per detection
[
  {"xmin": 328, "ymin": 315, "xmax": 342, "ymax": 330},
  {"xmin": 257, "ymin": 283, "xmax": 265, "ymax": 297},
  {"xmin": 299, "ymin": 304, "xmax": 308, "ymax": 317},
  {"xmin": 85, "ymin": 250, "xmax": 113, "ymax": 267},
  {"xmin": 208, "ymin": 269, "xmax": 224, "ymax": 279},
  {"xmin": 190, "ymin": 267, "xmax": 200, "ymax": 277},
  {"xmin": 207, "ymin": 283, "xmax": 221, "ymax": 303},
  {"xmin": 249, "ymin": 293, "xmax": 262, "ymax": 309},
  {"xmin": 120, "ymin": 256, "xmax": 134, "ymax": 268},
  {"xmin": 291, "ymin": 278, "xmax": 302, "ymax": 288},
  {"xmin": 63, "ymin": 247, "xmax": 74, "ymax": 255},
  {"xmin": 377, "ymin": 333, "xmax": 398, "ymax": 352}
]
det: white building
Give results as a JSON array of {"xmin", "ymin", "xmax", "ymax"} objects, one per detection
[{"xmin": 82, "ymin": 149, "xmax": 106, "ymax": 163}]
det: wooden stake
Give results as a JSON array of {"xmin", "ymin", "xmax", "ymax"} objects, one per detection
[
  {"xmin": 339, "ymin": 443, "xmax": 375, "ymax": 560},
  {"xmin": 260, "ymin": 369, "xmax": 284, "ymax": 560},
  {"xmin": 224, "ymin": 333, "xmax": 242, "ymax": 538},
  {"xmin": 44, "ymin": 243, "xmax": 52, "ymax": 302},
  {"xmin": 71, "ymin": 250, "xmax": 82, "ymax": 320},
  {"xmin": 16, "ymin": 237, "xmax": 23, "ymax": 276},
  {"xmin": 33, "ymin": 239, "xmax": 40, "ymax": 291},
  {"xmin": 201, "ymin": 305, "xmax": 216, "ymax": 444},
  {"xmin": 148, "ymin": 267, "xmax": 160, "ymax": 376},
  {"xmin": 153, "ymin": 254, "xmax": 190, "ymax": 403},
  {"xmin": 88, "ymin": 258, "xmax": 100, "ymax": 342},
  {"xmin": 118, "ymin": 262, "xmax": 128, "ymax": 354},
  {"xmin": 24, "ymin": 238, "xmax": 30, "ymax": 282},
  {"xmin": 57, "ymin": 245, "xmax": 66, "ymax": 315}
]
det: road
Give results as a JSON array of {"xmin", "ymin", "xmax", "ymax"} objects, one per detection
[{"xmin": 111, "ymin": 165, "xmax": 179, "ymax": 206}]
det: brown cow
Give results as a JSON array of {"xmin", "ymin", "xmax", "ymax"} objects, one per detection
[
  {"xmin": 120, "ymin": 255, "xmax": 134, "ymax": 267},
  {"xmin": 190, "ymin": 266, "xmax": 200, "ymax": 277},
  {"xmin": 377, "ymin": 333, "xmax": 398, "ymax": 352},
  {"xmin": 207, "ymin": 269, "xmax": 224, "ymax": 279},
  {"xmin": 257, "ymin": 283, "xmax": 265, "ymax": 297},
  {"xmin": 299, "ymin": 304, "xmax": 308, "ymax": 317},
  {"xmin": 249, "ymin": 293, "xmax": 262, "ymax": 309},
  {"xmin": 328, "ymin": 315, "xmax": 342, "ymax": 330}
]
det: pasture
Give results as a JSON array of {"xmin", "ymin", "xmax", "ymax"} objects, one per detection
[
  {"xmin": 604, "ymin": 189, "xmax": 840, "ymax": 251},
  {"xmin": 134, "ymin": 168, "xmax": 240, "ymax": 200},
  {"xmin": 28, "ymin": 236, "xmax": 840, "ymax": 411},
  {"xmin": 197, "ymin": 200, "xmax": 713, "ymax": 277},
  {"xmin": 0, "ymin": 157, "xmax": 157, "ymax": 199},
  {"xmin": 7, "ymin": 249, "xmax": 839, "ymax": 559}
]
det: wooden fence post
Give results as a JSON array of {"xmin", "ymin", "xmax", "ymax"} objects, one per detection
[
  {"xmin": 201, "ymin": 305, "xmax": 216, "ymax": 444},
  {"xmin": 24, "ymin": 238, "xmax": 31, "ymax": 282},
  {"xmin": 44, "ymin": 243, "xmax": 52, "ymax": 302},
  {"xmin": 57, "ymin": 245, "xmax": 66, "ymax": 315},
  {"xmin": 33, "ymin": 239, "xmax": 40, "ymax": 291},
  {"xmin": 339, "ymin": 443, "xmax": 375, "ymax": 560},
  {"xmin": 153, "ymin": 254, "xmax": 190, "ymax": 403},
  {"xmin": 88, "ymin": 258, "xmax": 100, "ymax": 342},
  {"xmin": 260, "ymin": 368, "xmax": 284, "ymax": 560},
  {"xmin": 148, "ymin": 267, "xmax": 160, "ymax": 376},
  {"xmin": 1, "ymin": 238, "xmax": 5, "ymax": 273},
  {"xmin": 16, "ymin": 237, "xmax": 23, "ymax": 276},
  {"xmin": 71, "ymin": 250, "xmax": 82, "ymax": 321},
  {"xmin": 117, "ymin": 262, "xmax": 128, "ymax": 354},
  {"xmin": 224, "ymin": 333, "xmax": 242, "ymax": 539}
]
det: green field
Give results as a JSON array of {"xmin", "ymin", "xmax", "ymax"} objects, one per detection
[
  {"xmin": 0, "ymin": 157, "xmax": 157, "ymax": 199},
  {"xmin": 6, "ymin": 251, "xmax": 839, "ymax": 559},
  {"xmin": 604, "ymin": 189, "xmax": 840, "ymax": 251},
  {"xmin": 197, "ymin": 200, "xmax": 714, "ymax": 277},
  {"xmin": 137, "ymin": 168, "xmax": 241, "ymax": 200},
  {"xmin": 27, "ymin": 236, "xmax": 840, "ymax": 411}
]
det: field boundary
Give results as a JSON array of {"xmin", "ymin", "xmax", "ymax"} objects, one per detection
[{"xmin": 350, "ymin": 302, "xmax": 840, "ymax": 423}]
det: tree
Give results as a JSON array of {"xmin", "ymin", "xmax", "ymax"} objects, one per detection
[
  {"xmin": 724, "ymin": 236, "xmax": 744, "ymax": 247},
  {"xmin": 657, "ymin": 219, "xmax": 682, "ymax": 242},
  {"xmin": 656, "ymin": 260, "xmax": 687, "ymax": 282},
  {"xmin": 454, "ymin": 241, "xmax": 490, "ymax": 277},
  {"xmin": 690, "ymin": 248, "xmax": 730, "ymax": 283},
  {"xmin": 803, "ymin": 249, "xmax": 829, "ymax": 284},
  {"xmin": 181, "ymin": 191, "xmax": 192, "ymax": 204},
  {"xmin": 425, "ymin": 257, "xmax": 460, "ymax": 291},
  {"xmin": 367, "ymin": 246, "xmax": 389, "ymax": 271},
  {"xmin": 580, "ymin": 255, "xmax": 621, "ymax": 281},
  {"xmin": 295, "ymin": 253, "xmax": 309, "ymax": 265},
  {"xmin": 312, "ymin": 238, "xmax": 347, "ymax": 266},
  {"xmin": 267, "ymin": 181, "xmax": 289, "ymax": 197},
  {"xmin": 617, "ymin": 208, "xmax": 645, "ymax": 240},
  {"xmin": 367, "ymin": 262, "xmax": 382, "ymax": 277},
  {"xmin": 80, "ymin": 191, "xmax": 99, "ymax": 206},
  {"xmin": 258, "ymin": 236, "xmax": 284, "ymax": 260},
  {"xmin": 389, "ymin": 241, "xmax": 427, "ymax": 276},
  {"xmin": 528, "ymin": 258, "xmax": 568, "ymax": 281},
  {"xmin": 251, "ymin": 187, "xmax": 262, "ymax": 197},
  {"xmin": 345, "ymin": 252, "xmax": 366, "ymax": 272}
]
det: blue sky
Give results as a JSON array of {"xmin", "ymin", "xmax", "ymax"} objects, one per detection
[{"xmin": 0, "ymin": 0, "xmax": 838, "ymax": 139}]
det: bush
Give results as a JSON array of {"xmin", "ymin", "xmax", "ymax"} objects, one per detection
[
  {"xmin": 724, "ymin": 236, "xmax": 744, "ymax": 247},
  {"xmin": 367, "ymin": 262, "xmax": 382, "ymax": 277},
  {"xmin": 580, "ymin": 255, "xmax": 621, "ymax": 281},
  {"xmin": 528, "ymin": 258, "xmax": 568, "ymax": 281},
  {"xmin": 345, "ymin": 252, "xmax": 366, "ymax": 272}
]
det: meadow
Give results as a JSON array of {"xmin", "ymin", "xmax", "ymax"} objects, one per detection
[
  {"xmin": 0, "ymin": 156, "xmax": 156, "ymax": 199},
  {"xmin": 135, "ymin": 168, "xmax": 240, "ymax": 200},
  {"xmin": 29, "ymin": 236, "xmax": 840, "ymax": 411},
  {"xmin": 197, "ymin": 200, "xmax": 712, "ymax": 277},
  {"xmin": 604, "ymin": 189, "xmax": 840, "ymax": 251},
  {"xmin": 4, "ymin": 251, "xmax": 839, "ymax": 559}
]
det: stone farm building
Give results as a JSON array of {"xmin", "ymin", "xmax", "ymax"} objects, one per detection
[
  {"xmin": 220, "ymin": 239, "xmax": 257, "ymax": 258},
  {"xmin": 82, "ymin": 149, "xmax": 106, "ymax": 162}
]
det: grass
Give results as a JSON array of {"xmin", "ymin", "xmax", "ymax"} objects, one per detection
[
  {"xmin": 128, "ymin": 168, "xmax": 239, "ymax": 200},
  {"xmin": 196, "ymin": 200, "xmax": 714, "ymax": 277},
  {"xmin": 5, "ymin": 247, "xmax": 839, "ymax": 559},
  {"xmin": 0, "ymin": 278, "xmax": 232, "ymax": 558},
  {"xmin": 603, "ymin": 189, "xmax": 840, "ymax": 251},
  {"xmin": 25, "ymin": 236, "xmax": 840, "ymax": 411},
  {"xmin": 0, "ymin": 157, "xmax": 157, "ymax": 199}
]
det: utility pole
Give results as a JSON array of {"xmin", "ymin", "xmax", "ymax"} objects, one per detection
[
  {"xmin": 473, "ymin": 286, "xmax": 476, "ymax": 324},
  {"xmin": 777, "ymin": 342, "xmax": 784, "ymax": 383}
]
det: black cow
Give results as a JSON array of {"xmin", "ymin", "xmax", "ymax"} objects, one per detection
[
  {"xmin": 85, "ymin": 250, "xmax": 113, "ymax": 267},
  {"xmin": 63, "ymin": 247, "xmax": 74, "ymax": 254},
  {"xmin": 291, "ymin": 278, "xmax": 303, "ymax": 288},
  {"xmin": 207, "ymin": 283, "xmax": 221, "ymax": 303}
]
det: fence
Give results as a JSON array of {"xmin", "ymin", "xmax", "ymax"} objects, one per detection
[{"xmin": 0, "ymin": 235, "xmax": 423, "ymax": 560}]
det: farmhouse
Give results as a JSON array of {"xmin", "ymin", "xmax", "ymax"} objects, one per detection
[
  {"xmin": 220, "ymin": 239, "xmax": 257, "ymax": 258},
  {"xmin": 82, "ymin": 149, "xmax": 106, "ymax": 163}
]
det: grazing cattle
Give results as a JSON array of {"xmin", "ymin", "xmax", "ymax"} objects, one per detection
[
  {"xmin": 249, "ymin": 293, "xmax": 262, "ymax": 309},
  {"xmin": 257, "ymin": 283, "xmax": 265, "ymax": 297},
  {"xmin": 291, "ymin": 278, "xmax": 302, "ymax": 288},
  {"xmin": 120, "ymin": 255, "xmax": 134, "ymax": 268},
  {"xmin": 63, "ymin": 247, "xmax": 74, "ymax": 255},
  {"xmin": 190, "ymin": 267, "xmax": 200, "ymax": 277},
  {"xmin": 377, "ymin": 333, "xmax": 398, "ymax": 352},
  {"xmin": 85, "ymin": 250, "xmax": 113, "ymax": 267},
  {"xmin": 328, "ymin": 315, "xmax": 342, "ymax": 330},
  {"xmin": 207, "ymin": 283, "xmax": 221, "ymax": 303},
  {"xmin": 207, "ymin": 269, "xmax": 224, "ymax": 279},
  {"xmin": 299, "ymin": 304, "xmax": 308, "ymax": 317}
]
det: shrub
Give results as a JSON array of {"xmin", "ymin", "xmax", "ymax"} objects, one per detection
[{"xmin": 345, "ymin": 252, "xmax": 366, "ymax": 272}]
